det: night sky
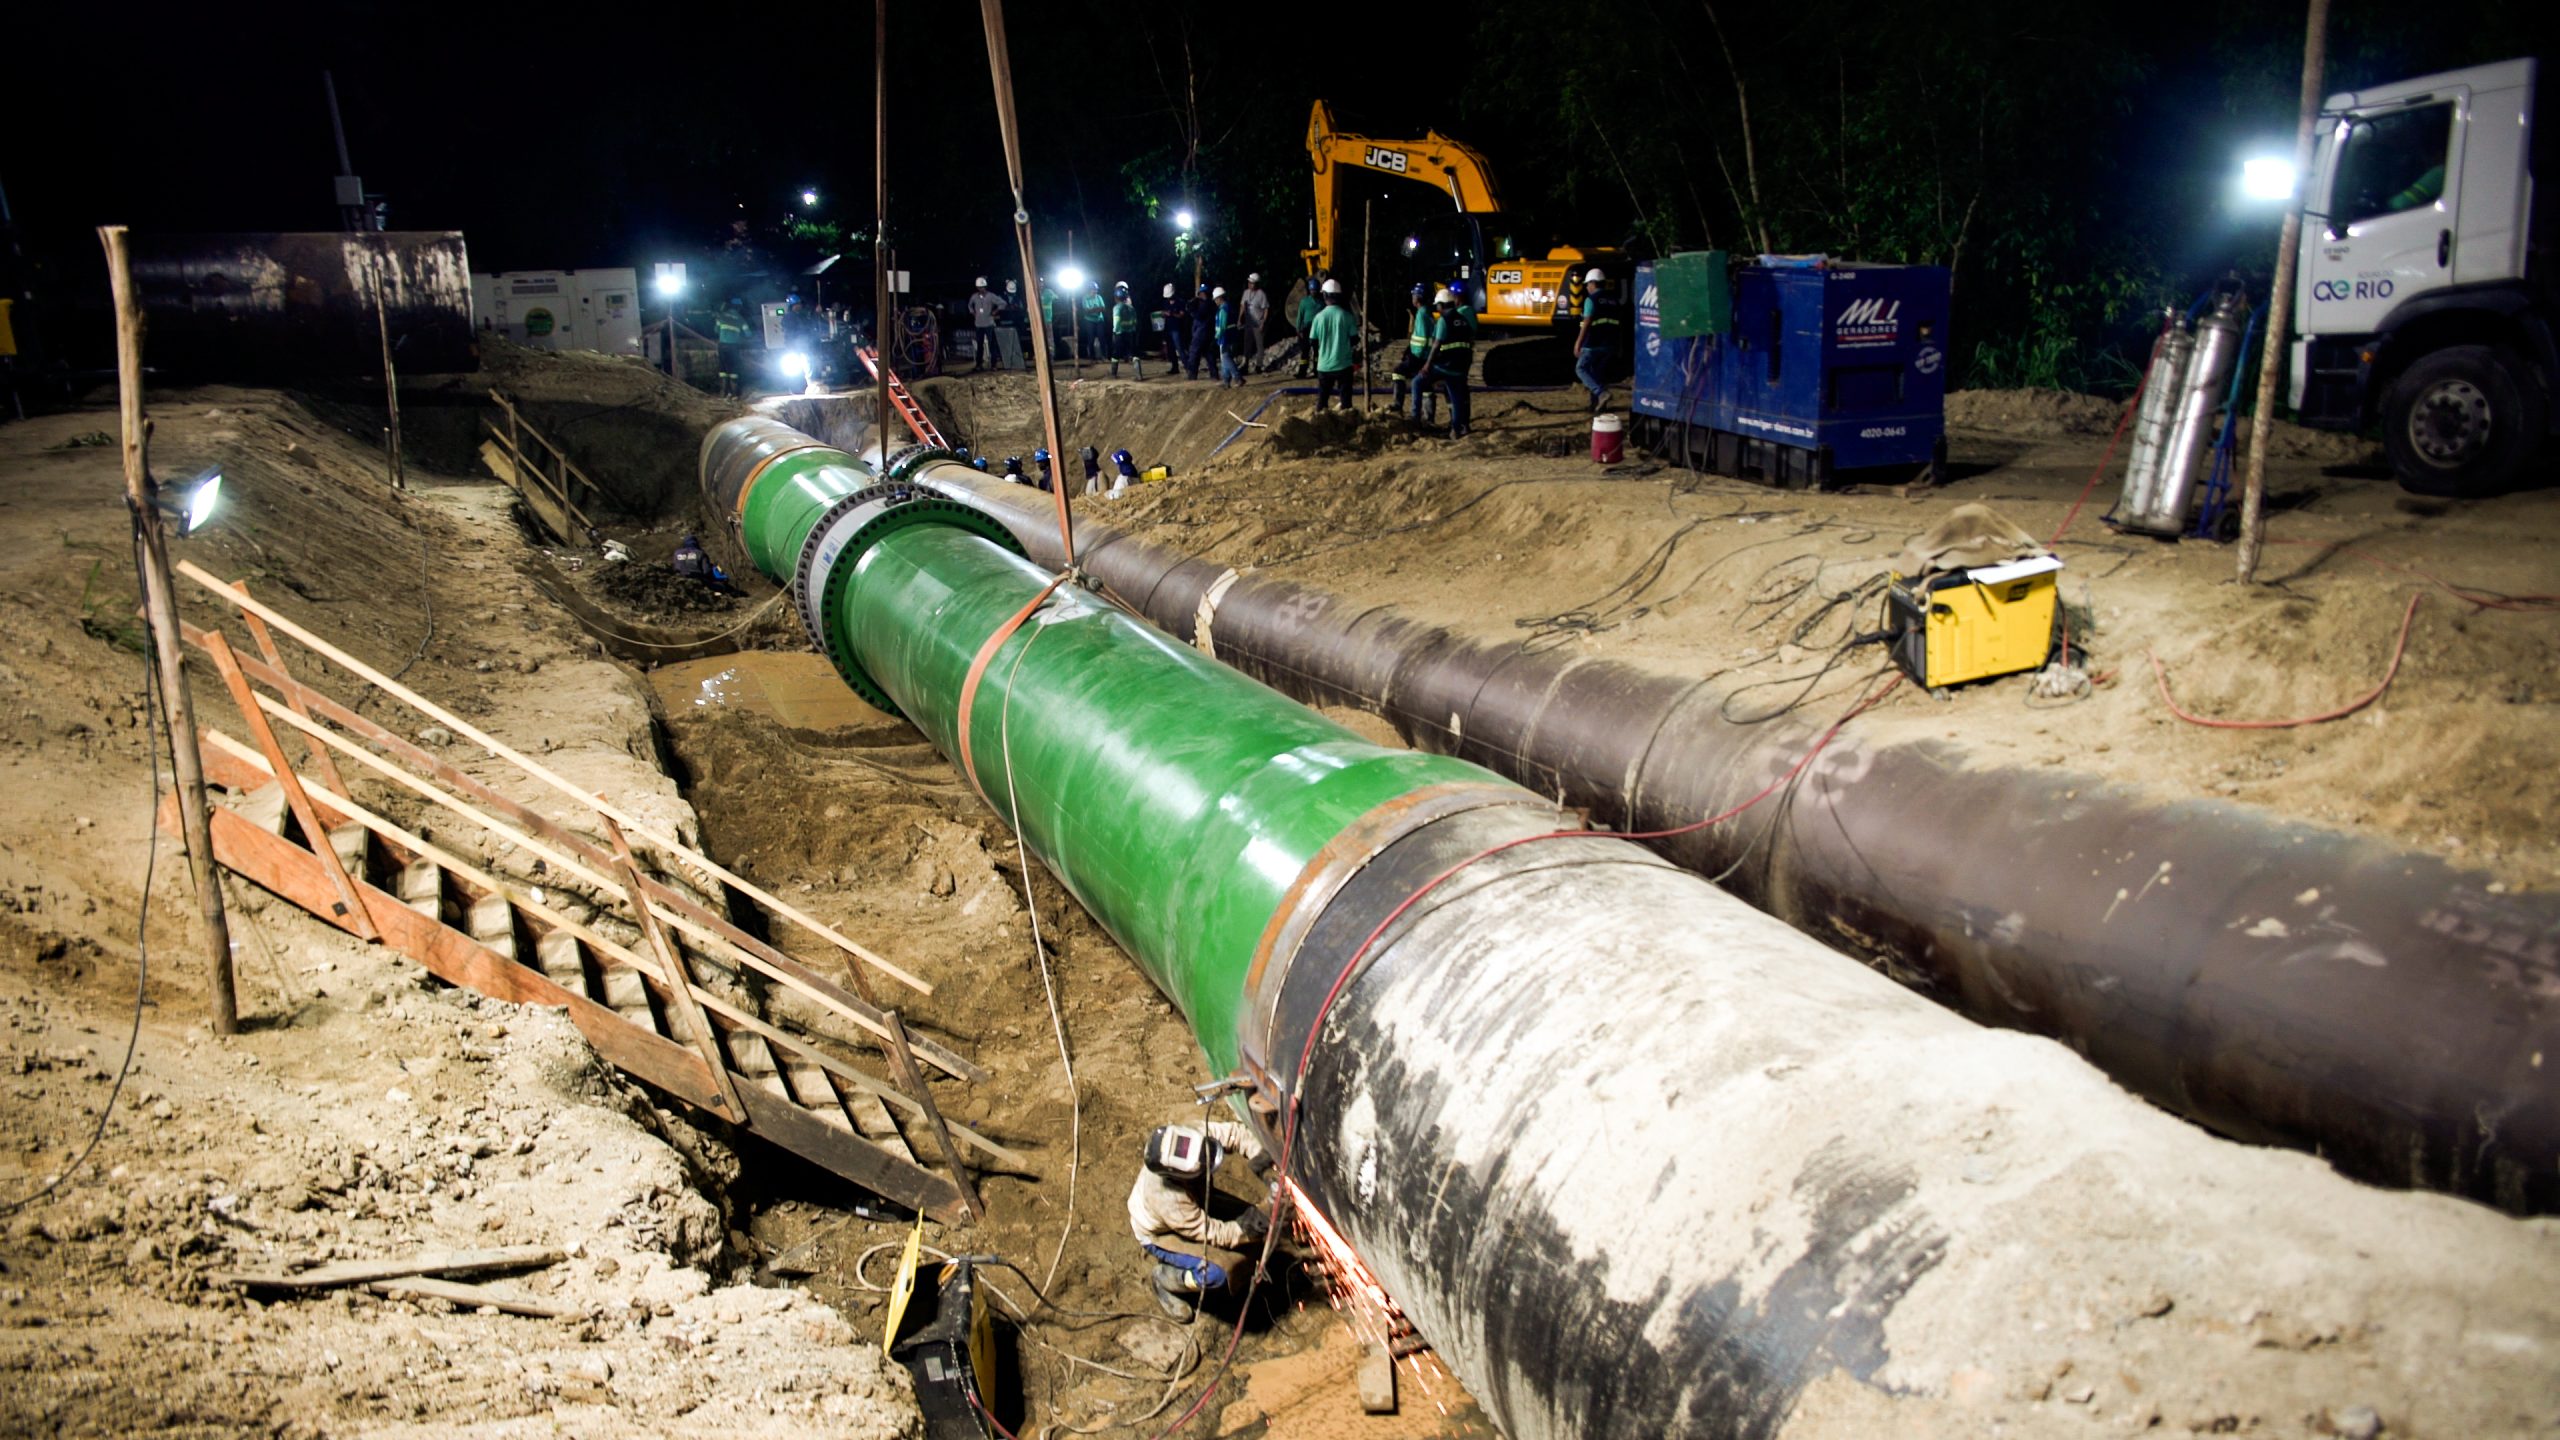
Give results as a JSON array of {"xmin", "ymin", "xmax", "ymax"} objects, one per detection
[{"xmin": 8, "ymin": 0, "xmax": 2544, "ymax": 375}]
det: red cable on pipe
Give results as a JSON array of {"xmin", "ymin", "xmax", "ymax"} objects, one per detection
[{"xmin": 2147, "ymin": 591, "xmax": 2424, "ymax": 729}]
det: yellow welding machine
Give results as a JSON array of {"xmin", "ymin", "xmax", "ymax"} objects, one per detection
[{"xmin": 1882, "ymin": 554, "xmax": 2063, "ymax": 690}]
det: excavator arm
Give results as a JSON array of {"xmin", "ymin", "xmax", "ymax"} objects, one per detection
[{"xmin": 1302, "ymin": 100, "xmax": 1506, "ymax": 278}]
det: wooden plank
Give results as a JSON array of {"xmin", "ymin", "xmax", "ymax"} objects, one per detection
[
  {"xmin": 604, "ymin": 813, "xmax": 745, "ymax": 1124},
  {"xmin": 366, "ymin": 1277, "xmax": 569, "ymax": 1319},
  {"xmin": 197, "ymin": 629, "xmax": 380, "ymax": 942},
  {"xmin": 195, "ymin": 801, "xmax": 730, "ymax": 1116},
  {"xmin": 885, "ymin": 1010, "xmax": 983, "ymax": 1225},
  {"xmin": 199, "ymin": 646, "xmax": 983, "ymax": 1082},
  {"xmin": 730, "ymin": 1075, "xmax": 968, "ymax": 1226},
  {"xmin": 478, "ymin": 433, "xmax": 574, "ymax": 543},
  {"xmin": 219, "ymin": 1246, "xmax": 563, "ymax": 1292},
  {"xmin": 174, "ymin": 561, "xmax": 934, "ymax": 998},
  {"xmin": 227, "ymin": 582, "xmax": 350, "ymax": 800}
]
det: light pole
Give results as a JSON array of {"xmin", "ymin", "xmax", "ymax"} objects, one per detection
[{"xmin": 653, "ymin": 265, "xmax": 686, "ymax": 376}]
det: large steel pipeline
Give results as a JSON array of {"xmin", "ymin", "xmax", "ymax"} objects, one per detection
[
  {"xmin": 702, "ymin": 416, "xmax": 2560, "ymax": 1438},
  {"xmin": 886, "ymin": 450, "xmax": 2560, "ymax": 1215}
]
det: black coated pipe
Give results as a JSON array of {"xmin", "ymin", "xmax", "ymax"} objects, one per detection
[{"xmin": 911, "ymin": 464, "xmax": 2560, "ymax": 1214}]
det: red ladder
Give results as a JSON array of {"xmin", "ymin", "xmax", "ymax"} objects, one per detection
[{"xmin": 856, "ymin": 346, "xmax": 950, "ymax": 450}]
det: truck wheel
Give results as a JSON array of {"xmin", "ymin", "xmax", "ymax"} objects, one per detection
[{"xmin": 2382, "ymin": 344, "xmax": 2547, "ymax": 497}]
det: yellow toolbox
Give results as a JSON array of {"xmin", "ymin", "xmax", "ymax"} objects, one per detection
[{"xmin": 1883, "ymin": 555, "xmax": 2063, "ymax": 690}]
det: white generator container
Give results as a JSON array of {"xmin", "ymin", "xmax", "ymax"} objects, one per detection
[{"xmin": 470, "ymin": 267, "xmax": 640, "ymax": 355}]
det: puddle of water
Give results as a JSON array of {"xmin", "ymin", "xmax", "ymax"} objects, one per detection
[{"xmin": 649, "ymin": 652, "xmax": 894, "ymax": 733}]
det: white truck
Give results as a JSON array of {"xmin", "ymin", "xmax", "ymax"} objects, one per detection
[{"xmin": 2292, "ymin": 57, "xmax": 2552, "ymax": 495}]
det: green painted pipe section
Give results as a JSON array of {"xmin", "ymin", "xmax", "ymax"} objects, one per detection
[
  {"xmin": 828, "ymin": 520, "xmax": 1500, "ymax": 1070},
  {"xmin": 739, "ymin": 451, "xmax": 871, "ymax": 578}
]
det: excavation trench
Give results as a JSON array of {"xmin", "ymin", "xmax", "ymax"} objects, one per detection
[{"xmin": 691, "ymin": 412, "xmax": 2560, "ymax": 1439}]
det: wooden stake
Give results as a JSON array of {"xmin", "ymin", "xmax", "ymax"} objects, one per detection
[
  {"xmin": 198, "ymin": 628, "xmax": 379, "ymax": 941},
  {"xmin": 603, "ymin": 813, "xmax": 746, "ymax": 1124},
  {"xmin": 171, "ymin": 559, "xmax": 934, "ymax": 996},
  {"xmin": 885, "ymin": 1008, "xmax": 984, "ymax": 1224},
  {"xmin": 371, "ymin": 243, "xmax": 405, "ymax": 492},
  {"xmin": 100, "ymin": 224, "xmax": 236, "ymax": 1035},
  {"xmin": 2235, "ymin": 0, "xmax": 2330, "ymax": 583}
]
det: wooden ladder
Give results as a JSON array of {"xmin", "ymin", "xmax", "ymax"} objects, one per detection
[
  {"xmin": 855, "ymin": 347, "xmax": 950, "ymax": 450},
  {"xmin": 165, "ymin": 568, "xmax": 1010, "ymax": 1225}
]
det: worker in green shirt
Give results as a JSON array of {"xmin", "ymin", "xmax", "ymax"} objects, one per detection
[
  {"xmin": 1110, "ymin": 281, "xmax": 1145, "ymax": 379},
  {"xmin": 1039, "ymin": 282, "xmax": 1064, "ymax": 360},
  {"xmin": 1421, "ymin": 284, "xmax": 1475, "ymax": 439},
  {"xmin": 1308, "ymin": 279, "xmax": 1359, "ymax": 409},
  {"xmin": 1572, "ymin": 267, "xmax": 1627, "ymax": 414},
  {"xmin": 713, "ymin": 299, "xmax": 751, "ymax": 398},
  {"xmin": 1079, "ymin": 280, "xmax": 1110, "ymax": 367},
  {"xmin": 1287, "ymin": 273, "xmax": 1328, "ymax": 379}
]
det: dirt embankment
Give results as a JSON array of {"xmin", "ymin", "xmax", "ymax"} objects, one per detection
[{"xmin": 0, "ymin": 390, "xmax": 923, "ymax": 1438}]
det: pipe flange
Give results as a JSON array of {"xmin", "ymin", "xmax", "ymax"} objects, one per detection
[
  {"xmin": 790, "ymin": 483, "xmax": 930, "ymax": 651},
  {"xmin": 885, "ymin": 445, "xmax": 960, "ymax": 484},
  {"xmin": 812, "ymin": 497, "xmax": 1025, "ymax": 714}
]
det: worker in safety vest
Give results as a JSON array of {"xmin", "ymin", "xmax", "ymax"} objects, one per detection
[
  {"xmin": 966, "ymin": 278, "xmax": 1001, "ymax": 371},
  {"xmin": 1213, "ymin": 287, "xmax": 1243, "ymax": 387},
  {"xmin": 1039, "ymin": 281, "xmax": 1064, "ymax": 360},
  {"xmin": 713, "ymin": 300, "xmax": 751, "ymax": 398},
  {"xmin": 1573, "ymin": 267, "xmax": 1626, "ymax": 413},
  {"xmin": 1239, "ymin": 273, "xmax": 1271, "ymax": 374},
  {"xmin": 1080, "ymin": 280, "xmax": 1111, "ymax": 366},
  {"xmin": 1422, "ymin": 285, "xmax": 1476, "ymax": 439},
  {"xmin": 1393, "ymin": 281, "xmax": 1436, "ymax": 422},
  {"xmin": 1128, "ymin": 1122, "xmax": 1273, "ymax": 1321},
  {"xmin": 1110, "ymin": 282, "xmax": 1145, "ymax": 379}
]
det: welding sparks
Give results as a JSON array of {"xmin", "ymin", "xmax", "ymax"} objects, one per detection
[{"xmin": 1281, "ymin": 1177, "xmax": 1458, "ymax": 1412}]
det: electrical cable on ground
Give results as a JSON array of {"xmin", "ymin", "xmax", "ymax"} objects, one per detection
[
  {"xmin": 3, "ymin": 602, "xmax": 159, "ymax": 1216},
  {"xmin": 2148, "ymin": 591, "xmax": 2424, "ymax": 729},
  {"xmin": 387, "ymin": 530, "xmax": 434, "ymax": 683}
]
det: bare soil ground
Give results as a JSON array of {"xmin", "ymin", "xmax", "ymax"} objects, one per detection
[
  {"xmin": 958, "ymin": 357, "xmax": 2560, "ymax": 889},
  {"xmin": 6, "ymin": 342, "xmax": 2554, "ymax": 1440}
]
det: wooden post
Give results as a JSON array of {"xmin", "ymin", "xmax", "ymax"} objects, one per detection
[
  {"xmin": 99, "ymin": 224, "xmax": 237, "ymax": 1035},
  {"xmin": 2235, "ymin": 0, "xmax": 2330, "ymax": 584},
  {"xmin": 372, "ymin": 243, "xmax": 405, "ymax": 492},
  {"xmin": 1361, "ymin": 197, "xmax": 1373, "ymax": 410}
]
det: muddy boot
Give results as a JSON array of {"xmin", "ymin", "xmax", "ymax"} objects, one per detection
[{"xmin": 1152, "ymin": 1263, "xmax": 1201, "ymax": 1323}]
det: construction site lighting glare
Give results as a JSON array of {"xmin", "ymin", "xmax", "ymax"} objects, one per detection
[
  {"xmin": 800, "ymin": 189, "xmax": 819, "ymax": 207},
  {"xmin": 182, "ymin": 472, "xmax": 222, "ymax": 536},
  {"xmin": 1056, "ymin": 264, "xmax": 1087, "ymax": 291},
  {"xmin": 1174, "ymin": 209, "xmax": 1195, "ymax": 231},
  {"xmin": 653, "ymin": 273, "xmax": 683, "ymax": 297},
  {"xmin": 779, "ymin": 351, "xmax": 809, "ymax": 378},
  {"xmin": 2241, "ymin": 156, "xmax": 2298, "ymax": 201}
]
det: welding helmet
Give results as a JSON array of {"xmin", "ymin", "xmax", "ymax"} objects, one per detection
[{"xmin": 1146, "ymin": 1125, "xmax": 1224, "ymax": 1180}]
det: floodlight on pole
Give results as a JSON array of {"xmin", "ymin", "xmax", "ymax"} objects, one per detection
[
  {"xmin": 1057, "ymin": 263, "xmax": 1088, "ymax": 291},
  {"xmin": 2240, "ymin": 156, "xmax": 2298, "ymax": 202},
  {"xmin": 654, "ymin": 272, "xmax": 684, "ymax": 297},
  {"xmin": 152, "ymin": 469, "xmax": 223, "ymax": 537},
  {"xmin": 1174, "ymin": 209, "xmax": 1195, "ymax": 232},
  {"xmin": 801, "ymin": 189, "xmax": 820, "ymax": 207}
]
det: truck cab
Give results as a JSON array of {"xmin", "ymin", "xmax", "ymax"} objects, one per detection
[{"xmin": 2292, "ymin": 57, "xmax": 2553, "ymax": 494}]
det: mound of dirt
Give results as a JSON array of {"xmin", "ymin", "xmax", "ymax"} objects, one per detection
[
  {"xmin": 583, "ymin": 558, "xmax": 744, "ymax": 622},
  {"xmin": 1947, "ymin": 387, "xmax": 2381, "ymax": 465},
  {"xmin": 1268, "ymin": 407, "xmax": 1402, "ymax": 458}
]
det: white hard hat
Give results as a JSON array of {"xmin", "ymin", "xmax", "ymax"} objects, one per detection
[
  {"xmin": 1005, "ymin": 280, "xmax": 1018, "ymax": 292},
  {"xmin": 1248, "ymin": 272, "xmax": 1261, "ymax": 283},
  {"xmin": 1212, "ymin": 286, "xmax": 1227, "ymax": 298},
  {"xmin": 975, "ymin": 277, "xmax": 988, "ymax": 287},
  {"xmin": 1433, "ymin": 287, "xmax": 1454, "ymax": 304},
  {"xmin": 1321, "ymin": 278, "xmax": 1342, "ymax": 294},
  {"xmin": 1583, "ymin": 268, "xmax": 1606, "ymax": 283},
  {"xmin": 1163, "ymin": 284, "xmax": 1175, "ymax": 299}
]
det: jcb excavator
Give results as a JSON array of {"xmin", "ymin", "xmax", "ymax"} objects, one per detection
[{"xmin": 1302, "ymin": 100, "xmax": 1619, "ymax": 331}]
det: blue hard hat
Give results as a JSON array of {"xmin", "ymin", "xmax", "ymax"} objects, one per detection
[
  {"xmin": 1033, "ymin": 448, "xmax": 1050, "ymax": 463},
  {"xmin": 1112, "ymin": 448, "xmax": 1133, "ymax": 465},
  {"xmin": 1410, "ymin": 282, "xmax": 1429, "ymax": 298},
  {"xmin": 972, "ymin": 457, "xmax": 990, "ymax": 471}
]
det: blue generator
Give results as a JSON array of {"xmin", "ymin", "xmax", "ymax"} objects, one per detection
[{"xmin": 1631, "ymin": 255, "xmax": 1949, "ymax": 488}]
